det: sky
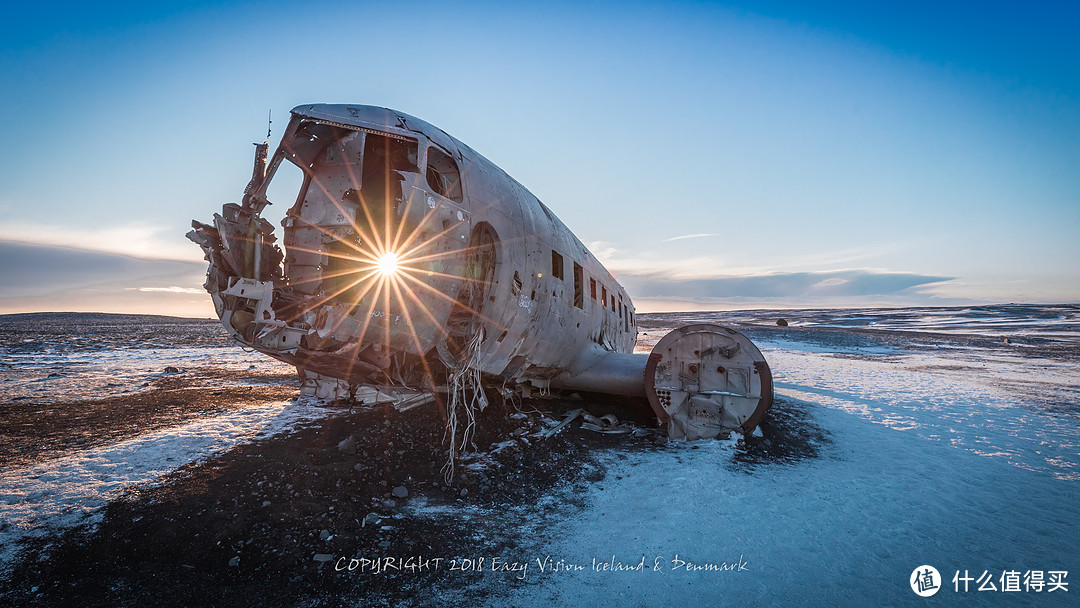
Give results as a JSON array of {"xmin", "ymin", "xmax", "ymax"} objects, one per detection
[{"xmin": 1, "ymin": 0, "xmax": 1077, "ymax": 316}]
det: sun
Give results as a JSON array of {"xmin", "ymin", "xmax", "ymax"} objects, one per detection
[{"xmin": 376, "ymin": 251, "xmax": 400, "ymax": 276}]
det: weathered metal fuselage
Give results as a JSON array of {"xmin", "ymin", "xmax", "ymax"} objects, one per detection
[{"xmin": 189, "ymin": 104, "xmax": 772, "ymax": 439}]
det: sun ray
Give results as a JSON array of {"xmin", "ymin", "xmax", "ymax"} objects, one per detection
[
  {"xmin": 387, "ymin": 274, "xmax": 443, "ymax": 391},
  {"xmin": 389, "ymin": 183, "xmax": 419, "ymax": 254},
  {"xmin": 296, "ymin": 160, "xmax": 380, "ymax": 249},
  {"xmin": 394, "ymin": 266, "xmax": 491, "ymax": 286},
  {"xmin": 395, "ymin": 218, "xmax": 470, "ymax": 260},
  {"xmin": 283, "ymin": 143, "xmax": 394, "ymax": 257},
  {"xmin": 381, "ymin": 273, "xmax": 392, "ymax": 368},
  {"xmin": 283, "ymin": 244, "xmax": 380, "ymax": 266},
  {"xmin": 346, "ymin": 278, "xmax": 387, "ymax": 347},
  {"xmin": 272, "ymin": 214, "xmax": 376, "ymax": 258},
  {"xmin": 283, "ymin": 265, "xmax": 382, "ymax": 288},
  {"xmin": 397, "ymin": 271, "xmax": 506, "ymax": 331},
  {"xmin": 388, "ymin": 273, "xmax": 450, "ymax": 341},
  {"xmin": 281, "ymin": 268, "xmax": 381, "ymax": 323},
  {"xmin": 386, "ymin": 193, "xmax": 457, "ymax": 252}
]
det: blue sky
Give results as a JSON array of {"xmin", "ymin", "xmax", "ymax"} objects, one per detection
[{"xmin": 1, "ymin": 0, "xmax": 1077, "ymax": 316}]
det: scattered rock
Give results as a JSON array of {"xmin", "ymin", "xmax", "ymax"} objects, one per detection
[
  {"xmin": 319, "ymin": 529, "xmax": 330, "ymax": 540},
  {"xmin": 164, "ymin": 366, "xmax": 180, "ymax": 374},
  {"xmin": 337, "ymin": 435, "xmax": 357, "ymax": 454},
  {"xmin": 228, "ymin": 556, "xmax": 240, "ymax": 567},
  {"xmin": 776, "ymin": 319, "xmax": 789, "ymax": 327},
  {"xmin": 312, "ymin": 554, "xmax": 334, "ymax": 563},
  {"xmin": 392, "ymin": 486, "xmax": 409, "ymax": 499}
]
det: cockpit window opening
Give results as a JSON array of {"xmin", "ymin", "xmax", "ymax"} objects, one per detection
[
  {"xmin": 352, "ymin": 133, "xmax": 420, "ymax": 230},
  {"xmin": 426, "ymin": 146, "xmax": 463, "ymax": 202},
  {"xmin": 590, "ymin": 277, "xmax": 597, "ymax": 300},
  {"xmin": 262, "ymin": 153, "xmax": 308, "ymax": 220},
  {"xmin": 364, "ymin": 134, "xmax": 419, "ymax": 178}
]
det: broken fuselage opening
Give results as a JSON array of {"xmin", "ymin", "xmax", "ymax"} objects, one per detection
[{"xmin": 192, "ymin": 112, "xmax": 485, "ymax": 393}]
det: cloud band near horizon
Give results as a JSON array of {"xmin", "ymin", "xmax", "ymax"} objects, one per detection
[{"xmin": 617, "ymin": 269, "xmax": 952, "ymax": 300}]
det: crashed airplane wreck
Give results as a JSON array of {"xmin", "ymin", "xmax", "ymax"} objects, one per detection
[{"xmin": 188, "ymin": 104, "xmax": 773, "ymax": 444}]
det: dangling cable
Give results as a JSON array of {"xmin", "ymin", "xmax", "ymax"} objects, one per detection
[{"xmin": 441, "ymin": 327, "xmax": 487, "ymax": 484}]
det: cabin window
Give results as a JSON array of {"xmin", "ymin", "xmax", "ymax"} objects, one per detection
[
  {"xmin": 610, "ymin": 294, "xmax": 615, "ymax": 312},
  {"xmin": 601, "ymin": 286, "xmax": 607, "ymax": 308},
  {"xmin": 426, "ymin": 146, "xmax": 463, "ymax": 202},
  {"xmin": 618, "ymin": 299, "xmax": 623, "ymax": 319},
  {"xmin": 590, "ymin": 278, "xmax": 597, "ymax": 300},
  {"xmin": 573, "ymin": 263, "xmax": 584, "ymax": 309},
  {"xmin": 551, "ymin": 250, "xmax": 564, "ymax": 280}
]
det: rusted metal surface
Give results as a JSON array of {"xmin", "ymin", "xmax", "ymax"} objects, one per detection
[{"xmin": 188, "ymin": 104, "xmax": 772, "ymax": 438}]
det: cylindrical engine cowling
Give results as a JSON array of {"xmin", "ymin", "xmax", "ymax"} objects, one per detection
[
  {"xmin": 644, "ymin": 324, "xmax": 773, "ymax": 439},
  {"xmin": 549, "ymin": 324, "xmax": 773, "ymax": 439}
]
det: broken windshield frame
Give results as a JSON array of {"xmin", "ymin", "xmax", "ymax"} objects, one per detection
[{"xmin": 249, "ymin": 117, "xmax": 421, "ymax": 217}]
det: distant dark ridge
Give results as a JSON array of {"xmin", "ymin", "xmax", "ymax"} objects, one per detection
[{"xmin": 0, "ymin": 312, "xmax": 216, "ymax": 324}]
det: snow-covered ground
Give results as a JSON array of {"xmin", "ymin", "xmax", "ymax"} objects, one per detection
[
  {"xmin": 0, "ymin": 401, "xmax": 329, "ymax": 571},
  {"xmin": 0, "ymin": 313, "xmax": 293, "ymax": 404},
  {"xmin": 1, "ymin": 307, "xmax": 1077, "ymax": 605},
  {"xmin": 495, "ymin": 308, "xmax": 1080, "ymax": 606}
]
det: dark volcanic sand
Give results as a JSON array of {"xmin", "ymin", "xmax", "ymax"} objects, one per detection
[
  {"xmin": 0, "ymin": 366, "xmax": 612, "ymax": 607},
  {"xmin": 0, "ymin": 372, "xmax": 817, "ymax": 608},
  {"xmin": 0, "ymin": 311, "xmax": 839, "ymax": 607},
  {"xmin": 0, "ymin": 366, "xmax": 297, "ymax": 468},
  {"xmin": 3, "ymin": 307, "xmax": 1075, "ymax": 606}
]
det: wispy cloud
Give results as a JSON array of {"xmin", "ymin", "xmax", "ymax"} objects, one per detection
[
  {"xmin": 0, "ymin": 241, "xmax": 208, "ymax": 315},
  {"xmin": 660, "ymin": 233, "xmax": 723, "ymax": 243},
  {"xmin": 0, "ymin": 222, "xmax": 201, "ymax": 263},
  {"xmin": 620, "ymin": 268, "xmax": 953, "ymax": 301},
  {"xmin": 586, "ymin": 241, "xmax": 912, "ymax": 280},
  {"xmin": 126, "ymin": 286, "xmax": 205, "ymax": 294}
]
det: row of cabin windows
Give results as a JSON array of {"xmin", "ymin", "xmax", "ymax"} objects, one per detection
[{"xmin": 550, "ymin": 249, "xmax": 634, "ymax": 332}]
